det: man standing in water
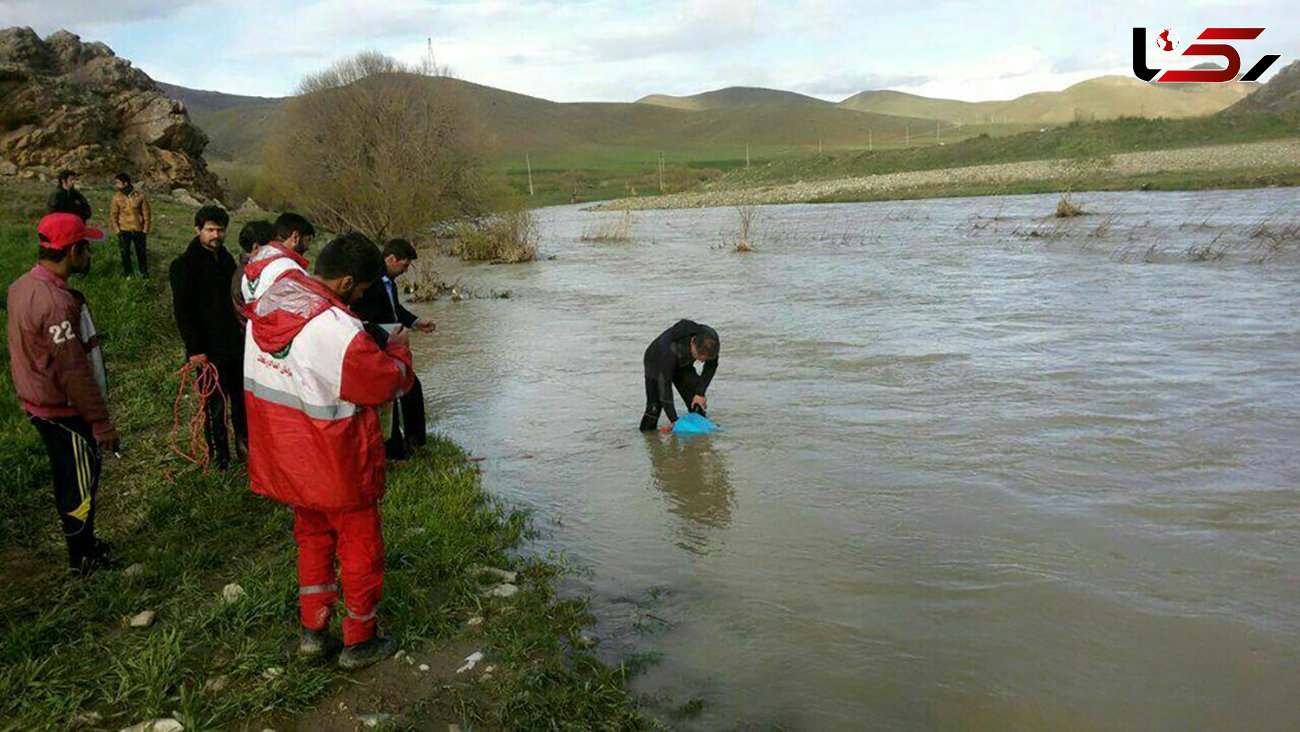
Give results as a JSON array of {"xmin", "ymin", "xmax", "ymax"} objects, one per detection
[{"xmin": 640, "ymin": 319, "xmax": 720, "ymax": 433}]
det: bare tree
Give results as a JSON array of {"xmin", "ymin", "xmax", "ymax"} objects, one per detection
[{"xmin": 264, "ymin": 50, "xmax": 493, "ymax": 242}]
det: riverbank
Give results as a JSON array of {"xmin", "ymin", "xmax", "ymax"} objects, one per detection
[
  {"xmin": 593, "ymin": 138, "xmax": 1300, "ymax": 211},
  {"xmin": 0, "ymin": 183, "xmax": 640, "ymax": 729}
]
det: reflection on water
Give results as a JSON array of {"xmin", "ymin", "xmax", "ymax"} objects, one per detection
[
  {"xmin": 414, "ymin": 188, "xmax": 1300, "ymax": 730},
  {"xmin": 644, "ymin": 434, "xmax": 734, "ymax": 553}
]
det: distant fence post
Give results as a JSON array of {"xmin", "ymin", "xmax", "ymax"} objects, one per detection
[{"xmin": 526, "ymin": 153, "xmax": 534, "ymax": 197}]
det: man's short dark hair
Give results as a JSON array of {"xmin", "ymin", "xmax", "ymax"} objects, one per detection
[
  {"xmin": 58, "ymin": 170, "xmax": 77, "ymax": 184},
  {"xmin": 382, "ymin": 238, "xmax": 418, "ymax": 261},
  {"xmin": 238, "ymin": 220, "xmax": 276, "ymax": 253},
  {"xmin": 37, "ymin": 241, "xmax": 86, "ymax": 262},
  {"xmin": 114, "ymin": 172, "xmax": 131, "ymax": 185},
  {"xmin": 315, "ymin": 232, "xmax": 383, "ymax": 284},
  {"xmin": 693, "ymin": 335, "xmax": 720, "ymax": 360},
  {"xmin": 274, "ymin": 212, "xmax": 316, "ymax": 241},
  {"xmin": 194, "ymin": 205, "xmax": 229, "ymax": 229}
]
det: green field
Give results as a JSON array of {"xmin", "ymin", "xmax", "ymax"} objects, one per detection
[
  {"xmin": 715, "ymin": 110, "xmax": 1300, "ymax": 189},
  {"xmin": 0, "ymin": 183, "xmax": 640, "ymax": 729}
]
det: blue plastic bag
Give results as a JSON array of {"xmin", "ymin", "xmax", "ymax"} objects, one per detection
[{"xmin": 672, "ymin": 413, "xmax": 719, "ymax": 434}]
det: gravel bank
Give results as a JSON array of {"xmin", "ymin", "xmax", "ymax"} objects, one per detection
[{"xmin": 595, "ymin": 139, "xmax": 1300, "ymax": 211}]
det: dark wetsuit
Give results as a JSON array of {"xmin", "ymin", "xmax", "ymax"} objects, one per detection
[{"xmin": 641, "ymin": 320, "xmax": 719, "ymax": 431}]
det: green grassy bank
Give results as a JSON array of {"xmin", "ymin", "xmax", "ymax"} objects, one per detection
[{"xmin": 0, "ymin": 183, "xmax": 640, "ymax": 730}]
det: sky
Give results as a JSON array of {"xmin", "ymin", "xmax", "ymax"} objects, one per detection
[{"xmin": 3, "ymin": 0, "xmax": 1296, "ymax": 101}]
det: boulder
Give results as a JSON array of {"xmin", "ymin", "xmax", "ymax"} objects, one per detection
[{"xmin": 0, "ymin": 27, "xmax": 221, "ymax": 199}]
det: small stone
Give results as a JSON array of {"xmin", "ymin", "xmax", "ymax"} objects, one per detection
[
  {"xmin": 466, "ymin": 616, "xmax": 484, "ymax": 626},
  {"xmin": 575, "ymin": 633, "xmax": 598, "ymax": 650},
  {"xmin": 73, "ymin": 711, "xmax": 102, "ymax": 726},
  {"xmin": 119, "ymin": 719, "xmax": 183, "ymax": 732},
  {"xmin": 394, "ymin": 650, "xmax": 406, "ymax": 660},
  {"xmin": 356, "ymin": 713, "xmax": 393, "ymax": 728},
  {"xmin": 483, "ymin": 665, "xmax": 496, "ymax": 674},
  {"xmin": 203, "ymin": 675, "xmax": 229, "ymax": 693},
  {"xmin": 124, "ymin": 563, "xmax": 145, "ymax": 577},
  {"xmin": 481, "ymin": 583, "xmax": 518, "ymax": 599},
  {"xmin": 128, "ymin": 610, "xmax": 156, "ymax": 628},
  {"xmin": 470, "ymin": 565, "xmax": 518, "ymax": 584},
  {"xmin": 261, "ymin": 667, "xmax": 283, "ymax": 681},
  {"xmin": 221, "ymin": 583, "xmax": 246, "ymax": 603},
  {"xmin": 418, "ymin": 663, "xmax": 430, "ymax": 672},
  {"xmin": 455, "ymin": 651, "xmax": 484, "ymax": 674}
]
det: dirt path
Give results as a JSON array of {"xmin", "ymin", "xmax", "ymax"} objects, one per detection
[{"xmin": 597, "ymin": 139, "xmax": 1300, "ymax": 210}]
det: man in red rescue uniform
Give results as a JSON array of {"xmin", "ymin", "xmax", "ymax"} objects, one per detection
[
  {"xmin": 243, "ymin": 232, "xmax": 413, "ymax": 669},
  {"xmin": 6, "ymin": 213, "xmax": 120, "ymax": 574}
]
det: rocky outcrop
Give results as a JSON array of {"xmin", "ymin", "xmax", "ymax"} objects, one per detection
[
  {"xmin": 0, "ymin": 27, "xmax": 222, "ymax": 199},
  {"xmin": 1224, "ymin": 60, "xmax": 1300, "ymax": 115}
]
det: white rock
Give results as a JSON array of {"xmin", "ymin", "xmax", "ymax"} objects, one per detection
[
  {"xmin": 119, "ymin": 719, "xmax": 183, "ymax": 732},
  {"xmin": 576, "ymin": 633, "xmax": 598, "ymax": 650},
  {"xmin": 418, "ymin": 663, "xmax": 430, "ymax": 672},
  {"xmin": 129, "ymin": 610, "xmax": 156, "ymax": 628},
  {"xmin": 221, "ymin": 583, "xmax": 246, "ymax": 603},
  {"xmin": 466, "ymin": 616, "xmax": 484, "ymax": 627},
  {"xmin": 203, "ymin": 675, "xmax": 229, "ymax": 693},
  {"xmin": 470, "ymin": 565, "xmax": 518, "ymax": 584},
  {"xmin": 73, "ymin": 711, "xmax": 102, "ymax": 726},
  {"xmin": 357, "ymin": 713, "xmax": 393, "ymax": 728},
  {"xmin": 124, "ymin": 563, "xmax": 146, "ymax": 577},
  {"xmin": 455, "ymin": 651, "xmax": 484, "ymax": 674},
  {"xmin": 261, "ymin": 667, "xmax": 283, "ymax": 681},
  {"xmin": 481, "ymin": 583, "xmax": 518, "ymax": 599}
]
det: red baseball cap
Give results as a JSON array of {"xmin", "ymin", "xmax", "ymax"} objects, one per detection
[{"xmin": 37, "ymin": 213, "xmax": 105, "ymax": 250}]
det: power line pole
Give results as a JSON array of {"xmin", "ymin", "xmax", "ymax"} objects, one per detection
[
  {"xmin": 526, "ymin": 153, "xmax": 534, "ymax": 197},
  {"xmin": 905, "ymin": 124, "xmax": 910, "ymax": 147},
  {"xmin": 936, "ymin": 119, "xmax": 940, "ymax": 142},
  {"xmin": 657, "ymin": 151, "xmax": 665, "ymax": 194},
  {"xmin": 868, "ymin": 129, "xmax": 872, "ymax": 151},
  {"xmin": 745, "ymin": 142, "xmax": 750, "ymax": 169}
]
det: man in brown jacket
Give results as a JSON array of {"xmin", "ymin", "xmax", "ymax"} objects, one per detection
[
  {"xmin": 108, "ymin": 172, "xmax": 151, "ymax": 277},
  {"xmin": 7, "ymin": 213, "xmax": 120, "ymax": 575}
]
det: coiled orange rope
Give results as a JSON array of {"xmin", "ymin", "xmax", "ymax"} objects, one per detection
[{"xmin": 168, "ymin": 359, "xmax": 224, "ymax": 479}]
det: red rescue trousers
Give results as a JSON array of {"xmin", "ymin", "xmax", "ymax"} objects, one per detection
[{"xmin": 293, "ymin": 504, "xmax": 384, "ymax": 646}]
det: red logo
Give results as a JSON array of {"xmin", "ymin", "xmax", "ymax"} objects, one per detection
[
  {"xmin": 1155, "ymin": 29, "xmax": 1179, "ymax": 52},
  {"xmin": 1133, "ymin": 27, "xmax": 1280, "ymax": 82}
]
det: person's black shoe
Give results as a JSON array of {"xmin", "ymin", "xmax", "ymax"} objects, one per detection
[
  {"xmin": 639, "ymin": 413, "xmax": 659, "ymax": 432},
  {"xmin": 69, "ymin": 539, "xmax": 118, "ymax": 577},
  {"xmin": 337, "ymin": 636, "xmax": 398, "ymax": 670},
  {"xmin": 298, "ymin": 628, "xmax": 336, "ymax": 658},
  {"xmin": 384, "ymin": 442, "xmax": 408, "ymax": 462}
]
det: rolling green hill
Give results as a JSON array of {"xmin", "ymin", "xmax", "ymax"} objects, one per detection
[
  {"xmin": 839, "ymin": 75, "xmax": 1258, "ymax": 124},
  {"xmin": 636, "ymin": 86, "xmax": 833, "ymax": 110}
]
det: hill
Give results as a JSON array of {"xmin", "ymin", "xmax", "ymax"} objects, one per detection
[
  {"xmin": 1225, "ymin": 59, "xmax": 1300, "ymax": 114},
  {"xmin": 636, "ymin": 86, "xmax": 832, "ymax": 110},
  {"xmin": 839, "ymin": 75, "xmax": 1257, "ymax": 124},
  {"xmin": 169, "ymin": 75, "xmax": 946, "ymax": 167}
]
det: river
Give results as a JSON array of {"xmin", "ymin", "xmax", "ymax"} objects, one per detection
[{"xmin": 410, "ymin": 189, "xmax": 1300, "ymax": 730}]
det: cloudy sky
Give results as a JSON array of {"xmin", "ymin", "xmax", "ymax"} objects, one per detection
[{"xmin": 4, "ymin": 0, "xmax": 1296, "ymax": 101}]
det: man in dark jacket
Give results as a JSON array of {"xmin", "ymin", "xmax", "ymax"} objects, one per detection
[
  {"xmin": 640, "ymin": 320, "xmax": 720, "ymax": 433},
  {"xmin": 351, "ymin": 238, "xmax": 435, "ymax": 460},
  {"xmin": 169, "ymin": 205, "xmax": 246, "ymax": 467},
  {"xmin": 48, "ymin": 170, "xmax": 93, "ymax": 222}
]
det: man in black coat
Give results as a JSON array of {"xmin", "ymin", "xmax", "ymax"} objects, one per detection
[
  {"xmin": 351, "ymin": 238, "xmax": 435, "ymax": 460},
  {"xmin": 48, "ymin": 170, "xmax": 93, "ymax": 221},
  {"xmin": 169, "ymin": 205, "xmax": 246, "ymax": 467},
  {"xmin": 640, "ymin": 320, "xmax": 720, "ymax": 433}
]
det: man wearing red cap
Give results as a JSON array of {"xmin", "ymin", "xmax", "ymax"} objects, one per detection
[{"xmin": 6, "ymin": 213, "xmax": 120, "ymax": 574}]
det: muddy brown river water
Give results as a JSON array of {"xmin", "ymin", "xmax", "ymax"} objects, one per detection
[{"xmin": 411, "ymin": 189, "xmax": 1300, "ymax": 730}]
